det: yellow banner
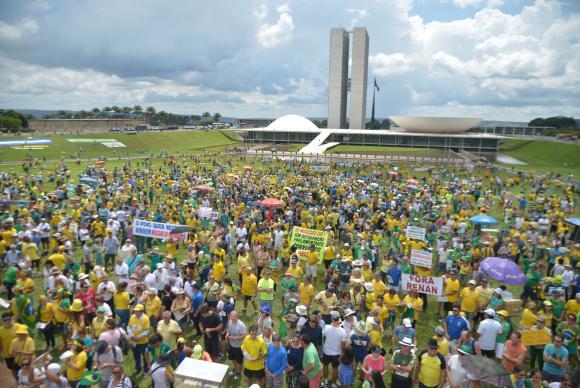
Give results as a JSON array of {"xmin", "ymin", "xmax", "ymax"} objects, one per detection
[{"xmin": 521, "ymin": 329, "xmax": 552, "ymax": 346}]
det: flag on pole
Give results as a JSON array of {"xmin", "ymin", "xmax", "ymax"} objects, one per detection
[{"xmin": 374, "ymin": 78, "xmax": 380, "ymax": 92}]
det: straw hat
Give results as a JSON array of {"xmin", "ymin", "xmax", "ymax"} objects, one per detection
[
  {"xmin": 355, "ymin": 321, "xmax": 367, "ymax": 334},
  {"xmin": 295, "ymin": 305, "xmax": 308, "ymax": 316}
]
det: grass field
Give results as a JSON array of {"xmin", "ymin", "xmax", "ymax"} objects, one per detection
[
  {"xmin": 499, "ymin": 139, "xmax": 580, "ymax": 176},
  {"xmin": 0, "ymin": 130, "xmax": 239, "ymax": 162}
]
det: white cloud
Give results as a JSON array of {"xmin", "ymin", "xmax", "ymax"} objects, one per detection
[
  {"xmin": 255, "ymin": 4, "xmax": 268, "ymax": 21},
  {"xmin": 346, "ymin": 8, "xmax": 369, "ymax": 29},
  {"xmin": 0, "ymin": 18, "xmax": 39, "ymax": 43},
  {"xmin": 26, "ymin": 0, "xmax": 51, "ymax": 12},
  {"xmin": 369, "ymin": 53, "xmax": 414, "ymax": 76},
  {"xmin": 451, "ymin": 0, "xmax": 484, "ymax": 8},
  {"xmin": 257, "ymin": 3, "xmax": 294, "ymax": 48}
]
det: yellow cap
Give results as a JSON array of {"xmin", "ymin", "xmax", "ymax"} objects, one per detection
[
  {"xmin": 497, "ymin": 310, "xmax": 509, "ymax": 317},
  {"xmin": 133, "ymin": 304, "xmax": 144, "ymax": 311},
  {"xmin": 69, "ymin": 299, "xmax": 84, "ymax": 312}
]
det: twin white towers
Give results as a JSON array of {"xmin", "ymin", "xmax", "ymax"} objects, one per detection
[{"xmin": 328, "ymin": 27, "xmax": 369, "ymax": 129}]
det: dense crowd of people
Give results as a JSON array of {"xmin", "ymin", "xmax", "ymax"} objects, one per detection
[{"xmin": 0, "ymin": 155, "xmax": 578, "ymax": 387}]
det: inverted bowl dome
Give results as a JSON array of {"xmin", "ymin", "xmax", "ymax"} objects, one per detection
[{"xmin": 390, "ymin": 116, "xmax": 482, "ymax": 133}]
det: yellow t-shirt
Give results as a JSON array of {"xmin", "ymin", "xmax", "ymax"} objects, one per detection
[
  {"xmin": 418, "ymin": 351, "xmax": 445, "ymax": 387},
  {"xmin": 315, "ymin": 291, "xmax": 337, "ymax": 315},
  {"xmin": 287, "ymin": 265, "xmax": 304, "ymax": 279},
  {"xmin": 16, "ymin": 277, "xmax": 35, "ymax": 296},
  {"xmin": 565, "ymin": 300, "xmax": 580, "ymax": 316},
  {"xmin": 475, "ymin": 286, "xmax": 493, "ymax": 308},
  {"xmin": 92, "ymin": 317, "xmax": 108, "ymax": 338},
  {"xmin": 383, "ymin": 293, "xmax": 401, "ymax": 310},
  {"xmin": 372, "ymin": 303, "xmax": 389, "ymax": 324},
  {"xmin": 241, "ymin": 273, "xmax": 257, "ymax": 296},
  {"xmin": 372, "ymin": 280, "xmax": 387, "ymax": 297},
  {"xmin": 212, "ymin": 260, "xmax": 225, "ymax": 281},
  {"xmin": 241, "ymin": 335, "xmax": 267, "ymax": 370},
  {"xmin": 365, "ymin": 291, "xmax": 377, "ymax": 310},
  {"xmin": 48, "ymin": 253, "xmax": 67, "ymax": 271},
  {"xmin": 369, "ymin": 328, "xmax": 382, "ymax": 345},
  {"xmin": 39, "ymin": 303, "xmax": 54, "ymax": 323},
  {"xmin": 53, "ymin": 304, "xmax": 70, "ymax": 324},
  {"xmin": 10, "ymin": 336, "xmax": 35, "ymax": 364},
  {"xmin": 460, "ymin": 288, "xmax": 479, "ymax": 313},
  {"xmin": 0, "ymin": 323, "xmax": 26, "ymax": 358},
  {"xmin": 520, "ymin": 308, "xmax": 537, "ymax": 329},
  {"xmin": 113, "ymin": 291, "xmax": 130, "ymax": 310},
  {"xmin": 21, "ymin": 242, "xmax": 39, "ymax": 261},
  {"xmin": 434, "ymin": 336, "xmax": 449, "ymax": 357},
  {"xmin": 298, "ymin": 283, "xmax": 314, "ymax": 305},
  {"xmin": 128, "ymin": 314, "xmax": 151, "ymax": 345},
  {"xmin": 145, "ymin": 296, "xmax": 163, "ymax": 318},
  {"xmin": 66, "ymin": 351, "xmax": 88, "ymax": 381},
  {"xmin": 306, "ymin": 251, "xmax": 319, "ymax": 265},
  {"xmin": 402, "ymin": 295, "xmax": 424, "ymax": 320},
  {"xmin": 445, "ymin": 278, "xmax": 460, "ymax": 303}
]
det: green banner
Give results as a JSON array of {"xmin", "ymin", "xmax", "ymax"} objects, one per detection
[{"xmin": 289, "ymin": 226, "xmax": 328, "ymax": 262}]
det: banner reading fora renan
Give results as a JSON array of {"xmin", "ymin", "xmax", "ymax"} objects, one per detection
[
  {"xmin": 132, "ymin": 219, "xmax": 187, "ymax": 240},
  {"xmin": 290, "ymin": 226, "xmax": 328, "ymax": 261}
]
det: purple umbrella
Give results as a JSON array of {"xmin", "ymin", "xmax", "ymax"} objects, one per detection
[{"xmin": 481, "ymin": 257, "xmax": 527, "ymax": 285}]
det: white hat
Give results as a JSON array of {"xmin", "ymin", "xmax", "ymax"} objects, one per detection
[
  {"xmin": 403, "ymin": 318, "xmax": 412, "ymax": 328},
  {"xmin": 485, "ymin": 308, "xmax": 495, "ymax": 316},
  {"xmin": 399, "ymin": 337, "xmax": 414, "ymax": 347},
  {"xmin": 468, "ymin": 280, "xmax": 476, "ymax": 285},
  {"xmin": 156, "ymin": 263, "xmax": 163, "ymax": 269},
  {"xmin": 149, "ymin": 288, "xmax": 157, "ymax": 294},
  {"xmin": 47, "ymin": 363, "xmax": 61, "ymax": 373},
  {"xmin": 343, "ymin": 308, "xmax": 355, "ymax": 317},
  {"xmin": 364, "ymin": 282, "xmax": 374, "ymax": 292},
  {"xmin": 295, "ymin": 305, "xmax": 308, "ymax": 316}
]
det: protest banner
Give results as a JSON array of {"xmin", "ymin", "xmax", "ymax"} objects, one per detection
[
  {"xmin": 521, "ymin": 330, "xmax": 552, "ymax": 346},
  {"xmin": 410, "ymin": 249, "xmax": 433, "ymax": 268},
  {"xmin": 406, "ymin": 225, "xmax": 426, "ymax": 241},
  {"xmin": 310, "ymin": 165, "xmax": 331, "ymax": 171},
  {"xmin": 401, "ymin": 274, "xmax": 443, "ymax": 296},
  {"xmin": 133, "ymin": 219, "xmax": 188, "ymax": 240},
  {"xmin": 198, "ymin": 207, "xmax": 212, "ymax": 219},
  {"xmin": 289, "ymin": 226, "xmax": 328, "ymax": 261}
]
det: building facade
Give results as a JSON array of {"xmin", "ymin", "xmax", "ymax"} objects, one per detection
[
  {"xmin": 327, "ymin": 28, "xmax": 349, "ymax": 129},
  {"xmin": 350, "ymin": 27, "xmax": 369, "ymax": 129}
]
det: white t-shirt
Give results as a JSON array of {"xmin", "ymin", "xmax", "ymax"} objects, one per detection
[
  {"xmin": 97, "ymin": 281, "xmax": 117, "ymax": 301},
  {"xmin": 476, "ymin": 318, "xmax": 503, "ymax": 350},
  {"xmin": 322, "ymin": 324, "xmax": 347, "ymax": 356}
]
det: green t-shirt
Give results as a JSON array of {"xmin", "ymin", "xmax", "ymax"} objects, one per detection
[
  {"xmin": 391, "ymin": 349, "xmax": 415, "ymax": 379},
  {"xmin": 302, "ymin": 343, "xmax": 322, "ymax": 378},
  {"xmin": 257, "ymin": 278, "xmax": 274, "ymax": 301},
  {"xmin": 495, "ymin": 320, "xmax": 511, "ymax": 344},
  {"xmin": 146, "ymin": 341, "xmax": 171, "ymax": 362},
  {"xmin": 525, "ymin": 270, "xmax": 541, "ymax": 287},
  {"xmin": 556, "ymin": 322, "xmax": 579, "ymax": 353},
  {"xmin": 3, "ymin": 266, "xmax": 17, "ymax": 284},
  {"xmin": 150, "ymin": 254, "xmax": 163, "ymax": 269},
  {"xmin": 548, "ymin": 297, "xmax": 565, "ymax": 319},
  {"xmin": 400, "ymin": 263, "xmax": 413, "ymax": 275}
]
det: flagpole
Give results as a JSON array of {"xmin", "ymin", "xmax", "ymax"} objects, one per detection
[{"xmin": 371, "ymin": 77, "xmax": 376, "ymax": 124}]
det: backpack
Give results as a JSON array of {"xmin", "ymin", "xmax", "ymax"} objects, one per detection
[{"xmin": 117, "ymin": 329, "xmax": 131, "ymax": 355}]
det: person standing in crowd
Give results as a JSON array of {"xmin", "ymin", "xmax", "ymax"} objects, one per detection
[
  {"xmin": 127, "ymin": 304, "xmax": 150, "ymax": 375},
  {"xmin": 322, "ymin": 310, "xmax": 347, "ymax": 387},
  {"xmin": 502, "ymin": 331, "xmax": 527, "ymax": 374},
  {"xmin": 156, "ymin": 311, "xmax": 181, "ymax": 350},
  {"xmin": 285, "ymin": 331, "xmax": 304, "ymax": 388},
  {"xmin": 300, "ymin": 333, "xmax": 323, "ymax": 388},
  {"xmin": 226, "ymin": 310, "xmax": 247, "ymax": 380},
  {"xmin": 414, "ymin": 338, "xmax": 446, "ymax": 388},
  {"xmin": 241, "ymin": 325, "xmax": 268, "ymax": 387},
  {"xmin": 390, "ymin": 337, "xmax": 415, "ymax": 388},
  {"xmin": 257, "ymin": 270, "xmax": 275, "ymax": 313},
  {"xmin": 94, "ymin": 340, "xmax": 124, "ymax": 388},
  {"xmin": 266, "ymin": 334, "xmax": 287, "ymax": 387},
  {"xmin": 529, "ymin": 315, "xmax": 551, "ymax": 370},
  {"xmin": 443, "ymin": 304, "xmax": 469, "ymax": 354},
  {"xmin": 542, "ymin": 333, "xmax": 569, "ymax": 383},
  {"xmin": 199, "ymin": 304, "xmax": 223, "ymax": 361},
  {"xmin": 476, "ymin": 308, "xmax": 503, "ymax": 358}
]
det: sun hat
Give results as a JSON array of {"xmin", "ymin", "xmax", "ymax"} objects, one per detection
[
  {"xmin": 364, "ymin": 282, "xmax": 374, "ymax": 292},
  {"xmin": 69, "ymin": 299, "xmax": 84, "ymax": 312},
  {"xmin": 434, "ymin": 326, "xmax": 445, "ymax": 336},
  {"xmin": 296, "ymin": 305, "xmax": 308, "ymax": 316},
  {"xmin": 330, "ymin": 311, "xmax": 341, "ymax": 320},
  {"xmin": 175, "ymin": 289, "xmax": 185, "ymax": 295},
  {"xmin": 468, "ymin": 280, "xmax": 476, "ymax": 285},
  {"xmin": 399, "ymin": 337, "xmax": 414, "ymax": 347},
  {"xmin": 192, "ymin": 344, "xmax": 204, "ymax": 359},
  {"xmin": 343, "ymin": 308, "xmax": 355, "ymax": 317},
  {"xmin": 177, "ymin": 337, "xmax": 186, "ymax": 344},
  {"xmin": 355, "ymin": 321, "xmax": 367, "ymax": 334},
  {"xmin": 47, "ymin": 363, "xmax": 61, "ymax": 373},
  {"xmin": 288, "ymin": 297, "xmax": 298, "ymax": 304},
  {"xmin": 261, "ymin": 305, "xmax": 271, "ymax": 314},
  {"xmin": 133, "ymin": 304, "xmax": 144, "ymax": 311},
  {"xmin": 484, "ymin": 308, "xmax": 495, "ymax": 316},
  {"xmin": 402, "ymin": 318, "xmax": 412, "ymax": 328},
  {"xmin": 497, "ymin": 310, "xmax": 509, "ymax": 317},
  {"xmin": 96, "ymin": 306, "xmax": 106, "ymax": 313},
  {"xmin": 16, "ymin": 327, "xmax": 29, "ymax": 335}
]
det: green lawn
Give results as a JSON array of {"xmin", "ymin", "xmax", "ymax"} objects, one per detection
[
  {"xmin": 0, "ymin": 130, "xmax": 239, "ymax": 162},
  {"xmin": 499, "ymin": 139, "xmax": 580, "ymax": 176}
]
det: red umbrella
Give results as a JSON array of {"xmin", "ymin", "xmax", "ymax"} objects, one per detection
[
  {"xmin": 388, "ymin": 171, "xmax": 399, "ymax": 177},
  {"xmin": 194, "ymin": 185, "xmax": 212, "ymax": 192},
  {"xmin": 406, "ymin": 178, "xmax": 419, "ymax": 185},
  {"xmin": 259, "ymin": 198, "xmax": 285, "ymax": 208}
]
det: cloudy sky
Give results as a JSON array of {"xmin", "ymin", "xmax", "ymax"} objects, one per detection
[{"xmin": 0, "ymin": 0, "xmax": 579, "ymax": 121}]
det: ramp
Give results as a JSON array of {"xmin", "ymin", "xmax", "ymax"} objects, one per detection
[{"xmin": 298, "ymin": 129, "xmax": 339, "ymax": 154}]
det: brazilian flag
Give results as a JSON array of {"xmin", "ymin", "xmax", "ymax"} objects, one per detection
[{"xmin": 79, "ymin": 371, "xmax": 102, "ymax": 385}]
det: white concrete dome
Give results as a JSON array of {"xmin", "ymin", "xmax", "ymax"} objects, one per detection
[
  {"xmin": 390, "ymin": 116, "xmax": 482, "ymax": 133},
  {"xmin": 266, "ymin": 114, "xmax": 319, "ymax": 132}
]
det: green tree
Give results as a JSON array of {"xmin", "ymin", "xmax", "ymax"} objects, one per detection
[
  {"xmin": 0, "ymin": 116, "xmax": 22, "ymax": 132},
  {"xmin": 212, "ymin": 112, "xmax": 221, "ymax": 123},
  {"xmin": 202, "ymin": 112, "xmax": 211, "ymax": 122},
  {"xmin": 132, "ymin": 105, "xmax": 143, "ymax": 115}
]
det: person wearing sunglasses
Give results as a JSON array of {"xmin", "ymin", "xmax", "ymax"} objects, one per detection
[
  {"xmin": 107, "ymin": 366, "xmax": 132, "ymax": 388},
  {"xmin": 542, "ymin": 334, "xmax": 569, "ymax": 383}
]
